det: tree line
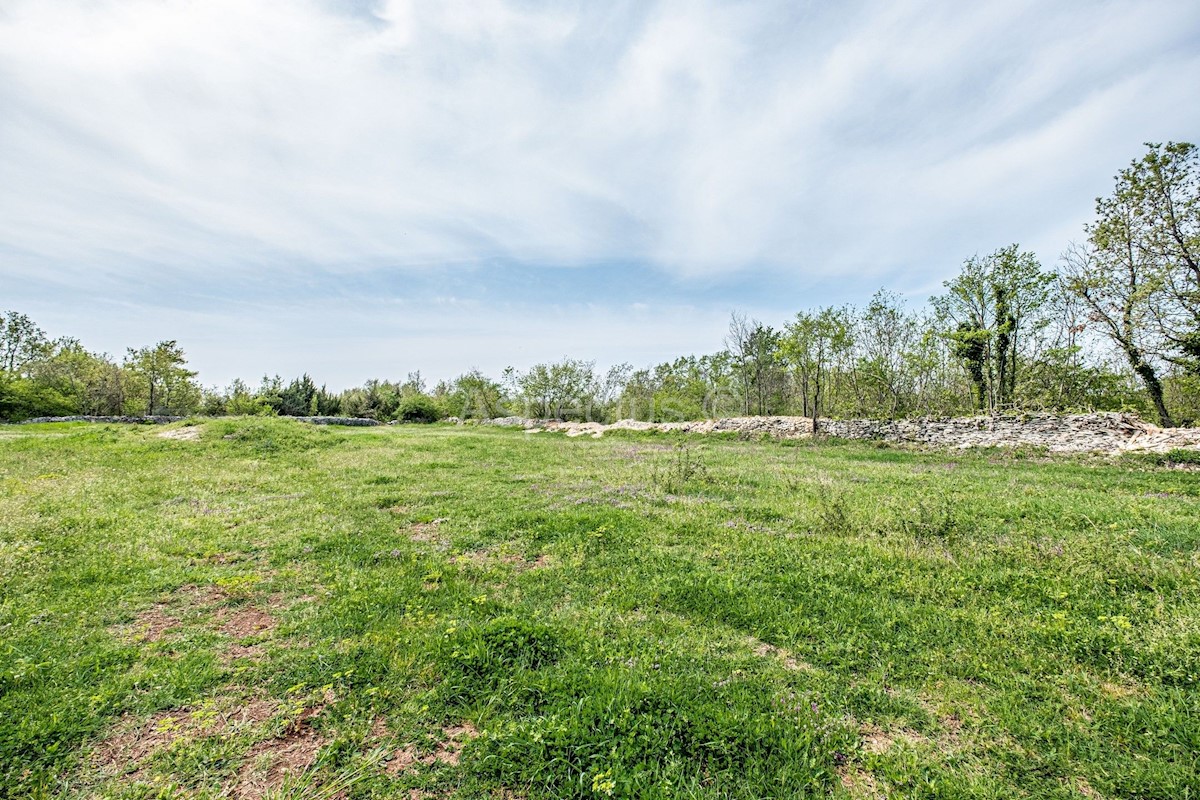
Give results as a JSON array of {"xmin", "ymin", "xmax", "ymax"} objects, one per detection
[{"xmin": 3, "ymin": 142, "xmax": 1198, "ymax": 426}]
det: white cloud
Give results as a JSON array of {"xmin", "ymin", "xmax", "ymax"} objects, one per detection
[{"xmin": 2, "ymin": 0, "xmax": 1199, "ymax": 380}]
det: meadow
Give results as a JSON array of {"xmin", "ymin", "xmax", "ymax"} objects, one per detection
[{"xmin": 0, "ymin": 418, "xmax": 1197, "ymax": 799}]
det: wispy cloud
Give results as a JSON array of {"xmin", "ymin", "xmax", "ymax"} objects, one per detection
[{"xmin": 2, "ymin": 0, "xmax": 1199, "ymax": 384}]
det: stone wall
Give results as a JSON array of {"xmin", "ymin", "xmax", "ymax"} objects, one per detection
[
  {"xmin": 484, "ymin": 412, "xmax": 1200, "ymax": 454},
  {"xmin": 15, "ymin": 415, "xmax": 382, "ymax": 427},
  {"xmin": 16, "ymin": 415, "xmax": 184, "ymax": 424}
]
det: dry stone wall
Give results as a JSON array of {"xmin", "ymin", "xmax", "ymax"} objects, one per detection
[{"xmin": 483, "ymin": 412, "xmax": 1200, "ymax": 454}]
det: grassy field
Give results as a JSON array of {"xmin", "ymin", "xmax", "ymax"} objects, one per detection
[{"xmin": 0, "ymin": 418, "xmax": 1197, "ymax": 799}]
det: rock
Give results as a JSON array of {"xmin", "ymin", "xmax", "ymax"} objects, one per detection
[
  {"xmin": 16, "ymin": 415, "xmax": 184, "ymax": 424},
  {"xmin": 481, "ymin": 412, "xmax": 1200, "ymax": 454}
]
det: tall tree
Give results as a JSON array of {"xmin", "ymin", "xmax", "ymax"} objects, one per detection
[
  {"xmin": 781, "ymin": 307, "xmax": 852, "ymax": 432},
  {"xmin": 933, "ymin": 246, "xmax": 1053, "ymax": 411},
  {"xmin": 725, "ymin": 313, "xmax": 783, "ymax": 415},
  {"xmin": 0, "ymin": 311, "xmax": 51, "ymax": 375},
  {"xmin": 1115, "ymin": 142, "xmax": 1200, "ymax": 374},
  {"xmin": 855, "ymin": 290, "xmax": 920, "ymax": 417},
  {"xmin": 124, "ymin": 340, "xmax": 199, "ymax": 415},
  {"xmin": 1062, "ymin": 238, "xmax": 1174, "ymax": 426}
]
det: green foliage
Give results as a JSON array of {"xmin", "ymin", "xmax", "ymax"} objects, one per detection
[
  {"xmin": 123, "ymin": 340, "xmax": 201, "ymax": 416},
  {"xmin": 0, "ymin": 376, "xmax": 75, "ymax": 421},
  {"xmin": 0, "ymin": 310, "xmax": 51, "ymax": 375},
  {"xmin": 648, "ymin": 444, "xmax": 709, "ymax": 493},
  {"xmin": 933, "ymin": 245, "xmax": 1054, "ymax": 411},
  {"xmin": 507, "ymin": 358, "xmax": 605, "ymax": 421},
  {"xmin": 439, "ymin": 370, "xmax": 506, "ymax": 419},
  {"xmin": 780, "ymin": 306, "xmax": 853, "ymax": 424},
  {"xmin": 396, "ymin": 393, "xmax": 441, "ymax": 423},
  {"xmin": 441, "ymin": 617, "xmax": 562, "ymax": 692}
]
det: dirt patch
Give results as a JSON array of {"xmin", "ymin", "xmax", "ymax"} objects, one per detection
[
  {"xmin": 91, "ymin": 697, "xmax": 279, "ymax": 779},
  {"xmin": 223, "ymin": 643, "xmax": 267, "ymax": 663},
  {"xmin": 858, "ymin": 723, "xmax": 927, "ymax": 754},
  {"xmin": 124, "ymin": 605, "xmax": 182, "ymax": 643},
  {"xmin": 408, "ymin": 518, "xmax": 449, "ymax": 543},
  {"xmin": 1072, "ymin": 776, "xmax": 1104, "ymax": 798},
  {"xmin": 939, "ymin": 713, "xmax": 964, "ymax": 747},
  {"xmin": 370, "ymin": 717, "xmax": 391, "ymax": 740},
  {"xmin": 750, "ymin": 638, "xmax": 812, "ymax": 672},
  {"xmin": 454, "ymin": 549, "xmax": 552, "ymax": 572},
  {"xmin": 383, "ymin": 722, "xmax": 480, "ymax": 775},
  {"xmin": 215, "ymin": 605, "xmax": 278, "ymax": 638},
  {"xmin": 1099, "ymin": 680, "xmax": 1139, "ymax": 699},
  {"xmin": 838, "ymin": 766, "xmax": 883, "ymax": 798},
  {"xmin": 178, "ymin": 583, "xmax": 232, "ymax": 606},
  {"xmin": 111, "ymin": 585, "xmax": 232, "ymax": 643},
  {"xmin": 91, "ymin": 710, "xmax": 197, "ymax": 776},
  {"xmin": 500, "ymin": 552, "xmax": 553, "ymax": 571},
  {"xmin": 231, "ymin": 722, "xmax": 327, "ymax": 799}
]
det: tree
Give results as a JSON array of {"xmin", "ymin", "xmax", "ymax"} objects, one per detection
[
  {"xmin": 854, "ymin": 290, "xmax": 921, "ymax": 417},
  {"xmin": 1111, "ymin": 142, "xmax": 1200, "ymax": 375},
  {"xmin": 1062, "ymin": 238, "xmax": 1174, "ymax": 426},
  {"xmin": 0, "ymin": 311, "xmax": 51, "ymax": 376},
  {"xmin": 933, "ymin": 246, "xmax": 1053, "ymax": 411},
  {"xmin": 781, "ymin": 307, "xmax": 852, "ymax": 432},
  {"xmin": 507, "ymin": 359, "xmax": 601, "ymax": 420},
  {"xmin": 441, "ymin": 370, "xmax": 505, "ymax": 419},
  {"xmin": 124, "ymin": 340, "xmax": 200, "ymax": 415},
  {"xmin": 30, "ymin": 338, "xmax": 119, "ymax": 414},
  {"xmin": 278, "ymin": 374, "xmax": 318, "ymax": 416},
  {"xmin": 725, "ymin": 313, "xmax": 784, "ymax": 415}
]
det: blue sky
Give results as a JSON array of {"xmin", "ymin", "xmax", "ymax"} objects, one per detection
[{"xmin": 3, "ymin": 0, "xmax": 1199, "ymax": 388}]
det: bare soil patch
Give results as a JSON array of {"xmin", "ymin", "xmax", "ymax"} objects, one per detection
[
  {"xmin": 91, "ymin": 697, "xmax": 279, "ymax": 780},
  {"xmin": 408, "ymin": 518, "xmax": 449, "ymax": 543},
  {"xmin": 113, "ymin": 584, "xmax": 231, "ymax": 643},
  {"xmin": 749, "ymin": 638, "xmax": 812, "ymax": 672},
  {"xmin": 231, "ymin": 722, "xmax": 327, "ymax": 799},
  {"xmin": 382, "ymin": 721, "xmax": 480, "ymax": 775},
  {"xmin": 858, "ymin": 723, "xmax": 927, "ymax": 754},
  {"xmin": 126, "ymin": 605, "xmax": 181, "ymax": 643},
  {"xmin": 215, "ymin": 604, "xmax": 278, "ymax": 638}
]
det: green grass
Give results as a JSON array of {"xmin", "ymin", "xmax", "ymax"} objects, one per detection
[{"xmin": 1, "ymin": 417, "xmax": 1198, "ymax": 799}]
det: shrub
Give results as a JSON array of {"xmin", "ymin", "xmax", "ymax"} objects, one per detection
[{"xmin": 395, "ymin": 394, "xmax": 441, "ymax": 423}]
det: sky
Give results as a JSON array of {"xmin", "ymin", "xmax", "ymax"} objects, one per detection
[{"xmin": 2, "ymin": 0, "xmax": 1199, "ymax": 389}]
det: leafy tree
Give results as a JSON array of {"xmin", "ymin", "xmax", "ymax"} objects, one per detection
[
  {"xmin": 933, "ymin": 246, "xmax": 1053, "ymax": 411},
  {"xmin": 278, "ymin": 374, "xmax": 318, "ymax": 416},
  {"xmin": 396, "ymin": 393, "xmax": 441, "ymax": 423},
  {"xmin": 123, "ymin": 340, "xmax": 200, "ymax": 415},
  {"xmin": 29, "ymin": 338, "xmax": 121, "ymax": 415},
  {"xmin": 1110, "ymin": 142, "xmax": 1200, "ymax": 375},
  {"xmin": 0, "ymin": 378, "xmax": 74, "ymax": 421},
  {"xmin": 854, "ymin": 290, "xmax": 921, "ymax": 417},
  {"xmin": 0, "ymin": 311, "xmax": 51, "ymax": 375},
  {"xmin": 439, "ymin": 370, "xmax": 506, "ymax": 419},
  {"xmin": 507, "ymin": 359, "xmax": 601, "ymax": 420},
  {"xmin": 781, "ymin": 307, "xmax": 852, "ymax": 431},
  {"xmin": 725, "ymin": 313, "xmax": 784, "ymax": 415},
  {"xmin": 220, "ymin": 378, "xmax": 275, "ymax": 416}
]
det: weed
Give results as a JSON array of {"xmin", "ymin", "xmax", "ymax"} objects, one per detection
[{"xmin": 648, "ymin": 444, "xmax": 709, "ymax": 493}]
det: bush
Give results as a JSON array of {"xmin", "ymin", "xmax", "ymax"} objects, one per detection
[
  {"xmin": 395, "ymin": 394, "xmax": 441, "ymax": 424},
  {"xmin": 0, "ymin": 378, "xmax": 76, "ymax": 421}
]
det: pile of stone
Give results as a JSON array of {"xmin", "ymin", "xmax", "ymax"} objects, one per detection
[
  {"xmin": 16, "ymin": 415, "xmax": 184, "ymax": 424},
  {"xmin": 15, "ymin": 414, "xmax": 383, "ymax": 427},
  {"xmin": 484, "ymin": 412, "xmax": 1200, "ymax": 454}
]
